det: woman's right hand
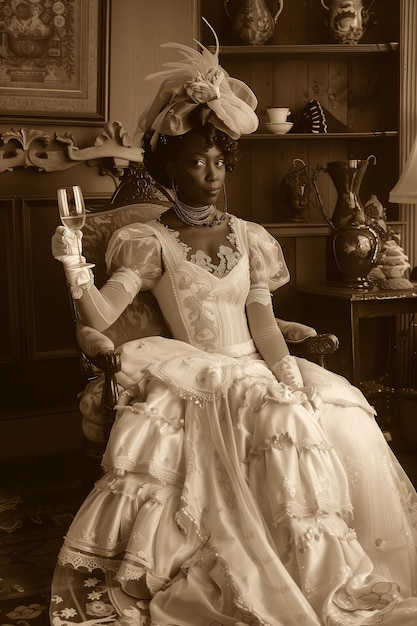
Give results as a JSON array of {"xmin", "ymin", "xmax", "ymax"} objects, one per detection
[
  {"xmin": 51, "ymin": 225, "xmax": 83, "ymax": 262},
  {"xmin": 51, "ymin": 225, "xmax": 93, "ymax": 298}
]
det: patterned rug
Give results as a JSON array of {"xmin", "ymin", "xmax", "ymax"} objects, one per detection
[{"xmin": 0, "ymin": 488, "xmax": 82, "ymax": 626}]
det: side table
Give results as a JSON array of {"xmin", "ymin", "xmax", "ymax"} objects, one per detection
[{"xmin": 294, "ymin": 283, "xmax": 417, "ymax": 387}]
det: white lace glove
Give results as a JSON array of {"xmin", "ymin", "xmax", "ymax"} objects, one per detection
[
  {"xmin": 271, "ymin": 354, "xmax": 303, "ymax": 390},
  {"xmin": 51, "ymin": 225, "xmax": 82, "ymax": 258},
  {"xmin": 51, "ymin": 225, "xmax": 94, "ymax": 299},
  {"xmin": 271, "ymin": 355, "xmax": 321, "ymax": 415}
]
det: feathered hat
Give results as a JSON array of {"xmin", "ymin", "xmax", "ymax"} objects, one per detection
[{"xmin": 137, "ymin": 19, "xmax": 259, "ymax": 149}]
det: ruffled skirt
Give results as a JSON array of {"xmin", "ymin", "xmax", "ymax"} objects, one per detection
[{"xmin": 50, "ymin": 337, "xmax": 417, "ymax": 626}]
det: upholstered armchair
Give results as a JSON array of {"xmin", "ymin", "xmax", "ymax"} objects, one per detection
[{"xmin": 75, "ymin": 164, "xmax": 339, "ymax": 479}]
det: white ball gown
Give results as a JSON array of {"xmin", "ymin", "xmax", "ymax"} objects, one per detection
[{"xmin": 50, "ymin": 216, "xmax": 417, "ymax": 626}]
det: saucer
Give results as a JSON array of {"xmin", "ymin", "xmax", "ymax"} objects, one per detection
[{"xmin": 265, "ymin": 121, "xmax": 294, "ymax": 135}]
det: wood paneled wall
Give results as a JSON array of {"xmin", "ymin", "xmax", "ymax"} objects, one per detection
[
  {"xmin": 0, "ymin": 1, "xmax": 198, "ymax": 459},
  {"xmin": 109, "ymin": 0, "xmax": 198, "ymax": 141}
]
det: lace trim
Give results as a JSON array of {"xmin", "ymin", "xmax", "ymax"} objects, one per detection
[
  {"xmin": 117, "ymin": 561, "xmax": 145, "ymax": 582},
  {"xmin": 107, "ymin": 266, "xmax": 142, "ymax": 301},
  {"xmin": 94, "ymin": 473, "xmax": 148, "ymax": 499},
  {"xmin": 246, "ymin": 286, "xmax": 273, "ymax": 307},
  {"xmin": 58, "ymin": 545, "xmax": 121, "ymax": 573},
  {"xmin": 295, "ymin": 518, "xmax": 357, "ymax": 553},
  {"xmin": 190, "ymin": 244, "xmax": 241, "ymax": 277},
  {"xmin": 177, "ymin": 490, "xmax": 211, "ymax": 543},
  {"xmin": 159, "ymin": 215, "xmax": 243, "ymax": 278},
  {"xmin": 148, "ymin": 460, "xmax": 184, "ymax": 488},
  {"xmin": 69, "ymin": 278, "xmax": 93, "ymax": 300},
  {"xmin": 59, "ymin": 547, "xmax": 169, "ymax": 597},
  {"xmin": 271, "ymin": 501, "xmax": 354, "ymax": 525},
  {"xmin": 103, "ymin": 453, "xmax": 185, "ymax": 487},
  {"xmin": 245, "ymin": 431, "xmax": 333, "ymax": 461},
  {"xmin": 125, "ymin": 401, "xmax": 185, "ymax": 430},
  {"xmin": 146, "ymin": 571, "xmax": 170, "ymax": 597},
  {"xmin": 112, "ymin": 455, "xmax": 136, "ymax": 475},
  {"xmin": 271, "ymin": 355, "xmax": 304, "ymax": 390},
  {"xmin": 140, "ymin": 362, "xmax": 237, "ymax": 408}
]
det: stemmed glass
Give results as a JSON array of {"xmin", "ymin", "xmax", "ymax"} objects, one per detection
[{"xmin": 57, "ymin": 185, "xmax": 94, "ymax": 268}]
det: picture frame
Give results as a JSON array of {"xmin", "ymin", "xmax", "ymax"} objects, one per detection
[{"xmin": 0, "ymin": 0, "xmax": 109, "ymax": 125}]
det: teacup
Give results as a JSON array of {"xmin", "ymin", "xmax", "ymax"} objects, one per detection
[{"xmin": 267, "ymin": 107, "xmax": 290, "ymax": 123}]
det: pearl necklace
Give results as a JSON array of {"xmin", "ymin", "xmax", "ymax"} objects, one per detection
[{"xmin": 172, "ymin": 197, "xmax": 226, "ymax": 227}]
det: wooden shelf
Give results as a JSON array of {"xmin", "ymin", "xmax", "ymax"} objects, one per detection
[
  {"xmin": 264, "ymin": 223, "xmax": 332, "ymax": 237},
  {"xmin": 245, "ymin": 131, "xmax": 399, "ymax": 140},
  {"xmin": 211, "ymin": 43, "xmax": 399, "ymax": 58},
  {"xmin": 201, "ymin": 0, "xmax": 400, "ymax": 225},
  {"xmin": 264, "ymin": 221, "xmax": 406, "ymax": 238}
]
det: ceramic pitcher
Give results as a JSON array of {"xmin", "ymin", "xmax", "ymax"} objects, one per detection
[
  {"xmin": 312, "ymin": 155, "xmax": 380, "ymax": 287},
  {"xmin": 312, "ymin": 155, "xmax": 377, "ymax": 228},
  {"xmin": 320, "ymin": 0, "xmax": 376, "ymax": 44},
  {"xmin": 224, "ymin": 0, "xmax": 284, "ymax": 45}
]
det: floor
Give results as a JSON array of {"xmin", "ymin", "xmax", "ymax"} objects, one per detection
[
  {"xmin": 0, "ymin": 449, "xmax": 85, "ymax": 498},
  {"xmin": 0, "ymin": 450, "xmax": 86, "ymax": 626}
]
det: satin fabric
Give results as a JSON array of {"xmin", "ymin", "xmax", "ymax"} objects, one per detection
[{"xmin": 50, "ymin": 219, "xmax": 417, "ymax": 625}]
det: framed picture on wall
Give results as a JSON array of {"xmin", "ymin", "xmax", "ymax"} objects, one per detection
[{"xmin": 0, "ymin": 0, "xmax": 109, "ymax": 125}]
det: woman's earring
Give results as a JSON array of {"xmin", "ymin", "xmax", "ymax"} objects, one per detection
[
  {"xmin": 222, "ymin": 183, "xmax": 228, "ymax": 215},
  {"xmin": 171, "ymin": 179, "xmax": 179, "ymax": 202}
]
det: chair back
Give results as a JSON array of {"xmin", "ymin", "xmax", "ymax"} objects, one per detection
[{"xmin": 82, "ymin": 164, "xmax": 172, "ymax": 347}]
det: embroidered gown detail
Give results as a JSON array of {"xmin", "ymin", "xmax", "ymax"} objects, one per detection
[{"xmin": 50, "ymin": 216, "xmax": 417, "ymax": 626}]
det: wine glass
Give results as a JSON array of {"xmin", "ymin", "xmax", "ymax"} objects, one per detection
[{"xmin": 57, "ymin": 185, "xmax": 94, "ymax": 268}]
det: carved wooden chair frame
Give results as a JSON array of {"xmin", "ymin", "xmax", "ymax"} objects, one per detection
[{"xmin": 0, "ymin": 121, "xmax": 339, "ymax": 479}]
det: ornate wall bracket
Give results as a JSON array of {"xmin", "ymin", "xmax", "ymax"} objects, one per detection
[{"xmin": 0, "ymin": 120, "xmax": 142, "ymax": 175}]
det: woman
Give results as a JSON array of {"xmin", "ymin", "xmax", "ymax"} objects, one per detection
[{"xmin": 50, "ymin": 28, "xmax": 417, "ymax": 626}]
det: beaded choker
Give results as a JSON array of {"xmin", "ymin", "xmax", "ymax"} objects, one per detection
[{"xmin": 172, "ymin": 197, "xmax": 226, "ymax": 227}]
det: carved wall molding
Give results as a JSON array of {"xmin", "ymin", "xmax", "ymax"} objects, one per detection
[{"xmin": 0, "ymin": 120, "xmax": 142, "ymax": 175}]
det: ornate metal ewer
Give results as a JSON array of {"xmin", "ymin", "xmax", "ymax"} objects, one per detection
[{"xmin": 224, "ymin": 0, "xmax": 284, "ymax": 45}]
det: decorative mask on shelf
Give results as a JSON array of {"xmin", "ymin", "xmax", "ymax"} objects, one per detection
[
  {"xmin": 320, "ymin": 0, "xmax": 376, "ymax": 45},
  {"xmin": 311, "ymin": 155, "xmax": 380, "ymax": 288},
  {"xmin": 224, "ymin": 0, "xmax": 284, "ymax": 45}
]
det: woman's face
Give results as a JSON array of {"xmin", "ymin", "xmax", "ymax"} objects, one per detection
[{"xmin": 167, "ymin": 131, "xmax": 226, "ymax": 207}]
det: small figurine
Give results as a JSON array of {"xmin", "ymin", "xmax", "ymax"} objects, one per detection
[
  {"xmin": 280, "ymin": 158, "xmax": 309, "ymax": 223},
  {"xmin": 364, "ymin": 195, "xmax": 413, "ymax": 289}
]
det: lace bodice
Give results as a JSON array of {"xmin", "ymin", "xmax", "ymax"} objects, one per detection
[
  {"xmin": 164, "ymin": 223, "xmax": 241, "ymax": 278},
  {"xmin": 105, "ymin": 216, "xmax": 290, "ymax": 352}
]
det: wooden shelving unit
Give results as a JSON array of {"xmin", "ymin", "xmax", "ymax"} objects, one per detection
[{"xmin": 200, "ymin": 0, "xmax": 400, "ymax": 226}]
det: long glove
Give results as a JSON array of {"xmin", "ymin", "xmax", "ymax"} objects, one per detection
[
  {"xmin": 271, "ymin": 354, "xmax": 303, "ymax": 390},
  {"xmin": 51, "ymin": 225, "xmax": 94, "ymax": 299},
  {"xmin": 271, "ymin": 355, "xmax": 321, "ymax": 415}
]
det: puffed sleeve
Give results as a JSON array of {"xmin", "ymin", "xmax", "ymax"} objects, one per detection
[
  {"xmin": 105, "ymin": 223, "xmax": 163, "ymax": 291},
  {"xmin": 246, "ymin": 222, "xmax": 290, "ymax": 306}
]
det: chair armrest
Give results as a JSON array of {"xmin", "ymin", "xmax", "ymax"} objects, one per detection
[
  {"xmin": 76, "ymin": 321, "xmax": 116, "ymax": 357},
  {"xmin": 276, "ymin": 318, "xmax": 339, "ymax": 367},
  {"xmin": 300, "ymin": 333, "xmax": 339, "ymax": 367},
  {"xmin": 276, "ymin": 317, "xmax": 317, "ymax": 342},
  {"xmin": 76, "ymin": 321, "xmax": 122, "ymax": 424}
]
